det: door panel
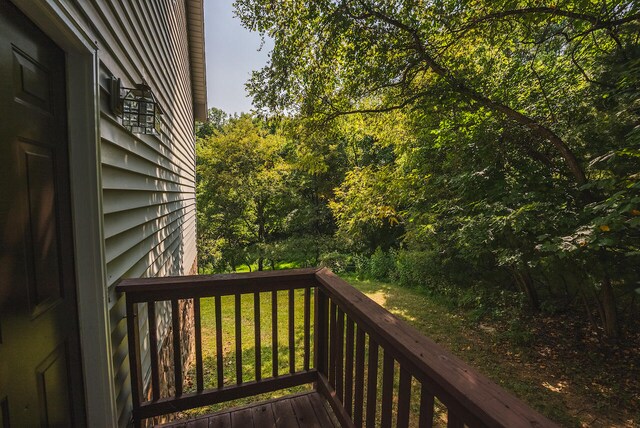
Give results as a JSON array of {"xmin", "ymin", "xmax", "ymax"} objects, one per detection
[
  {"xmin": 13, "ymin": 47, "xmax": 52, "ymax": 113},
  {"xmin": 21, "ymin": 142, "xmax": 63, "ymax": 313},
  {"xmin": 36, "ymin": 344, "xmax": 73, "ymax": 427},
  {"xmin": 0, "ymin": 1, "xmax": 86, "ymax": 426}
]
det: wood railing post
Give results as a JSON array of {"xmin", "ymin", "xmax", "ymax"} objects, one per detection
[
  {"xmin": 314, "ymin": 287, "xmax": 328, "ymax": 378},
  {"xmin": 125, "ymin": 297, "xmax": 142, "ymax": 428}
]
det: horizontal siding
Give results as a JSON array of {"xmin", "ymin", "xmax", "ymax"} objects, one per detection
[
  {"xmin": 101, "ymin": 165, "xmax": 194, "ymax": 194},
  {"xmin": 104, "ymin": 201, "xmax": 195, "ymax": 255},
  {"xmin": 103, "ymin": 189, "xmax": 194, "ymax": 215},
  {"xmin": 101, "ymin": 122, "xmax": 195, "ymax": 183},
  {"xmin": 61, "ymin": 1, "xmax": 199, "ymax": 426},
  {"xmin": 106, "ymin": 209, "xmax": 196, "ymax": 289}
]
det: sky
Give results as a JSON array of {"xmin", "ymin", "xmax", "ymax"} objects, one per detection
[{"xmin": 204, "ymin": 1, "xmax": 273, "ymax": 115}]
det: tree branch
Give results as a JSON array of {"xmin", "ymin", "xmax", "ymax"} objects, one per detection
[
  {"xmin": 470, "ymin": 7, "xmax": 640, "ymax": 29},
  {"xmin": 322, "ymin": 90, "xmax": 430, "ymax": 122},
  {"xmin": 358, "ymin": 3, "xmax": 588, "ymax": 185},
  {"xmin": 530, "ymin": 45, "xmax": 558, "ymax": 123}
]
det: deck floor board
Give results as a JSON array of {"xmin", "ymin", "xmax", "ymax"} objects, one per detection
[{"xmin": 157, "ymin": 392, "xmax": 338, "ymax": 428}]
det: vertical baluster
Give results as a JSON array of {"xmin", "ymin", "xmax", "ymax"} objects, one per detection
[
  {"xmin": 254, "ymin": 292, "xmax": 262, "ymax": 382},
  {"xmin": 235, "ymin": 293, "xmax": 242, "ymax": 384},
  {"xmin": 381, "ymin": 351, "xmax": 394, "ymax": 428},
  {"xmin": 147, "ymin": 301, "xmax": 160, "ymax": 400},
  {"xmin": 193, "ymin": 298, "xmax": 204, "ymax": 392},
  {"xmin": 396, "ymin": 368, "xmax": 412, "ymax": 428},
  {"xmin": 303, "ymin": 286, "xmax": 311, "ymax": 371},
  {"xmin": 365, "ymin": 338, "xmax": 379, "ymax": 428},
  {"xmin": 353, "ymin": 326, "xmax": 365, "ymax": 428},
  {"xmin": 171, "ymin": 299, "xmax": 182, "ymax": 396},
  {"xmin": 272, "ymin": 290, "xmax": 278, "ymax": 377},
  {"xmin": 215, "ymin": 295, "xmax": 223, "ymax": 388},
  {"xmin": 288, "ymin": 288, "xmax": 295, "ymax": 373},
  {"xmin": 344, "ymin": 318, "xmax": 355, "ymax": 415},
  {"xmin": 418, "ymin": 384, "xmax": 434, "ymax": 428},
  {"xmin": 328, "ymin": 302, "xmax": 337, "ymax": 387},
  {"xmin": 126, "ymin": 300, "xmax": 142, "ymax": 427},
  {"xmin": 314, "ymin": 288, "xmax": 328, "ymax": 376},
  {"xmin": 335, "ymin": 308, "xmax": 345, "ymax": 402}
]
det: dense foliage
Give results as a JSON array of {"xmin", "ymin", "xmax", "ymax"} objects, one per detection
[{"xmin": 196, "ymin": 2, "xmax": 640, "ymax": 339}]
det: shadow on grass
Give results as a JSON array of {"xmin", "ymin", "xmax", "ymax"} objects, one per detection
[{"xmin": 171, "ymin": 274, "xmax": 607, "ymax": 426}]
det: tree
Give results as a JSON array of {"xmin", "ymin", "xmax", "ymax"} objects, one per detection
[
  {"xmin": 196, "ymin": 114, "xmax": 291, "ymax": 271},
  {"xmin": 234, "ymin": 0, "xmax": 640, "ymax": 337},
  {"xmin": 196, "ymin": 107, "xmax": 229, "ymax": 139},
  {"xmin": 236, "ymin": 0, "xmax": 638, "ymax": 185}
]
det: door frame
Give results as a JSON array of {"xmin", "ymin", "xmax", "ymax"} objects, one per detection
[{"xmin": 10, "ymin": 1, "xmax": 118, "ymax": 426}]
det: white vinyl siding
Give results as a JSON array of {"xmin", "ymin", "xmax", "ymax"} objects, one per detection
[{"xmin": 60, "ymin": 1, "xmax": 199, "ymax": 426}]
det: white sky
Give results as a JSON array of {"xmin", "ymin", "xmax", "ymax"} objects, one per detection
[{"xmin": 204, "ymin": 1, "xmax": 274, "ymax": 115}]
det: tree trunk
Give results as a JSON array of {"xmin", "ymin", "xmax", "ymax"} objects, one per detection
[
  {"xmin": 512, "ymin": 267, "xmax": 540, "ymax": 311},
  {"xmin": 600, "ymin": 273, "xmax": 619, "ymax": 339},
  {"xmin": 258, "ymin": 257, "xmax": 264, "ymax": 271}
]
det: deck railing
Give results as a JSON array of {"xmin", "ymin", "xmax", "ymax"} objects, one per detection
[{"xmin": 116, "ymin": 268, "xmax": 557, "ymax": 428}]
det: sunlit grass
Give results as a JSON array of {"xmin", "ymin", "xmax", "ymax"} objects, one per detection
[{"xmin": 225, "ymin": 261, "xmax": 304, "ymax": 273}]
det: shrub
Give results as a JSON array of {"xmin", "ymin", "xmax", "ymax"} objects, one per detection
[
  {"xmin": 352, "ymin": 253, "xmax": 371, "ymax": 279},
  {"xmin": 369, "ymin": 247, "xmax": 395, "ymax": 280},
  {"xmin": 502, "ymin": 318, "xmax": 534, "ymax": 346},
  {"xmin": 392, "ymin": 250, "xmax": 436, "ymax": 288}
]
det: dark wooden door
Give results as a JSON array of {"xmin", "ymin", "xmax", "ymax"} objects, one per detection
[{"xmin": 0, "ymin": 1, "xmax": 86, "ymax": 426}]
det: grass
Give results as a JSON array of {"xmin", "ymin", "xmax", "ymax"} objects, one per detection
[
  {"xmin": 182, "ymin": 289, "xmax": 314, "ymax": 417},
  {"xmin": 343, "ymin": 276, "xmax": 568, "ymax": 426},
  {"xmin": 180, "ymin": 271, "xmax": 639, "ymax": 427}
]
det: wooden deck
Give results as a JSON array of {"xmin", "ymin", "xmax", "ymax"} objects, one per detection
[{"xmin": 158, "ymin": 392, "xmax": 340, "ymax": 428}]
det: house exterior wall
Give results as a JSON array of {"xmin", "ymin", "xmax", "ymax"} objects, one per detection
[{"xmin": 53, "ymin": 1, "xmax": 199, "ymax": 426}]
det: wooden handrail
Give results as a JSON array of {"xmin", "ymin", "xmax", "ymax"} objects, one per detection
[
  {"xmin": 116, "ymin": 268, "xmax": 318, "ymax": 302},
  {"xmin": 314, "ymin": 267, "xmax": 557, "ymax": 428},
  {"xmin": 117, "ymin": 268, "xmax": 558, "ymax": 428}
]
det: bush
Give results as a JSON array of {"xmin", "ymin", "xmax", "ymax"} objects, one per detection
[
  {"xmin": 369, "ymin": 247, "xmax": 395, "ymax": 280},
  {"xmin": 502, "ymin": 318, "xmax": 534, "ymax": 346},
  {"xmin": 392, "ymin": 250, "xmax": 436, "ymax": 288},
  {"xmin": 352, "ymin": 253, "xmax": 371, "ymax": 279}
]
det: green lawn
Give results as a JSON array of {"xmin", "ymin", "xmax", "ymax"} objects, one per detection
[{"xmin": 183, "ymin": 289, "xmax": 314, "ymax": 416}]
